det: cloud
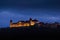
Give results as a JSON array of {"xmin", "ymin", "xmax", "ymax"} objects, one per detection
[
  {"xmin": 0, "ymin": 0, "xmax": 60, "ymax": 9},
  {"xmin": 0, "ymin": 7, "xmax": 60, "ymax": 28},
  {"xmin": 0, "ymin": 10, "xmax": 25, "ymax": 27}
]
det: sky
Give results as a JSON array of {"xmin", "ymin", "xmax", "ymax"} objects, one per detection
[{"xmin": 0, "ymin": 0, "xmax": 60, "ymax": 28}]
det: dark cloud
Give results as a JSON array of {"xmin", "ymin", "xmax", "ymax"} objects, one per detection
[{"xmin": 0, "ymin": 0, "xmax": 60, "ymax": 8}]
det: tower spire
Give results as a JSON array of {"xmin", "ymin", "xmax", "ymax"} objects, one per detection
[
  {"xmin": 29, "ymin": 18, "xmax": 32, "ymax": 20},
  {"xmin": 10, "ymin": 20, "xmax": 12, "ymax": 22}
]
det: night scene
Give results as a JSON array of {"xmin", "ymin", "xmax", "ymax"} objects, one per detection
[{"xmin": 0, "ymin": 0, "xmax": 60, "ymax": 37}]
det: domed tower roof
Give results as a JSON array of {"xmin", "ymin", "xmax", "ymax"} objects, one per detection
[
  {"xmin": 10, "ymin": 20, "xmax": 12, "ymax": 22},
  {"xmin": 29, "ymin": 18, "xmax": 32, "ymax": 20}
]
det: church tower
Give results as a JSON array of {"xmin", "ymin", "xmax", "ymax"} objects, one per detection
[
  {"xmin": 10, "ymin": 20, "xmax": 12, "ymax": 28},
  {"xmin": 10, "ymin": 20, "xmax": 12, "ymax": 24},
  {"xmin": 29, "ymin": 18, "xmax": 34, "ymax": 26},
  {"xmin": 29, "ymin": 18, "xmax": 32, "ymax": 21}
]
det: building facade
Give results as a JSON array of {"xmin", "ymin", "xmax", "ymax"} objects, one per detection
[{"xmin": 10, "ymin": 18, "xmax": 38, "ymax": 28}]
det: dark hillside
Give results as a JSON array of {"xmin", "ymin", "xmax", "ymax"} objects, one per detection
[{"xmin": 0, "ymin": 26, "xmax": 60, "ymax": 38}]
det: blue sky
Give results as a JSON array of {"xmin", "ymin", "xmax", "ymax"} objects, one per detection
[{"xmin": 0, "ymin": 0, "xmax": 60, "ymax": 28}]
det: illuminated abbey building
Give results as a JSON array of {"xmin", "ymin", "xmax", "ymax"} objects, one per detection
[{"xmin": 10, "ymin": 18, "xmax": 38, "ymax": 28}]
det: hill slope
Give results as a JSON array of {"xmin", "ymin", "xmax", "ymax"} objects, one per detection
[{"xmin": 0, "ymin": 26, "xmax": 60, "ymax": 37}]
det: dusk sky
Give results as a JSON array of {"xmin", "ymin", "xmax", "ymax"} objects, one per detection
[{"xmin": 0, "ymin": 0, "xmax": 60, "ymax": 28}]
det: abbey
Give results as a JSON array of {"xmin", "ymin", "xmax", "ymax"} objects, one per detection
[{"xmin": 10, "ymin": 18, "xmax": 38, "ymax": 28}]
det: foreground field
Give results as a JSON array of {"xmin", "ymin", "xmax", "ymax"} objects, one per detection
[{"xmin": 0, "ymin": 26, "xmax": 60, "ymax": 38}]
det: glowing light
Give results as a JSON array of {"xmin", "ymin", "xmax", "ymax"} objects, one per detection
[{"xmin": 30, "ymin": 22, "xmax": 35, "ymax": 26}]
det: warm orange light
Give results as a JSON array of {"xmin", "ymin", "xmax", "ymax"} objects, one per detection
[
  {"xmin": 26, "ymin": 23, "xmax": 30, "ymax": 26},
  {"xmin": 24, "ymin": 23, "xmax": 30, "ymax": 26},
  {"xmin": 10, "ymin": 19, "xmax": 38, "ymax": 28},
  {"xmin": 19, "ymin": 22, "xmax": 21, "ymax": 23},
  {"xmin": 30, "ymin": 21, "xmax": 35, "ymax": 26}
]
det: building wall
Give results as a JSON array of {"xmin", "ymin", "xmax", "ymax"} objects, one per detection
[
  {"xmin": 18, "ymin": 22, "xmax": 24, "ymax": 27},
  {"xmin": 24, "ymin": 23, "xmax": 30, "ymax": 27},
  {"xmin": 30, "ymin": 21, "xmax": 35, "ymax": 26},
  {"xmin": 10, "ymin": 20, "xmax": 37, "ymax": 28}
]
